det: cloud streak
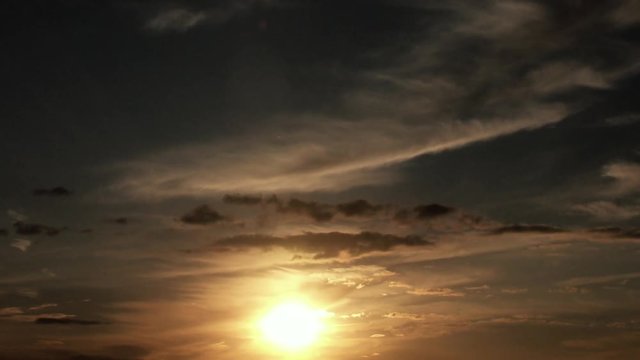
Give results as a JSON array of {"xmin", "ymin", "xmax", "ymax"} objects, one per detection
[
  {"xmin": 34, "ymin": 317, "xmax": 105, "ymax": 325},
  {"xmin": 210, "ymin": 231, "xmax": 432, "ymax": 259},
  {"xmin": 103, "ymin": 0, "xmax": 640, "ymax": 199},
  {"xmin": 145, "ymin": 8, "xmax": 207, "ymax": 32}
]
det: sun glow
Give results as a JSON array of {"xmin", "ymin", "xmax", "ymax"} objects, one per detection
[{"xmin": 259, "ymin": 301, "xmax": 328, "ymax": 351}]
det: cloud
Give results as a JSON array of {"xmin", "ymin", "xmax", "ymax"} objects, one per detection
[
  {"xmin": 602, "ymin": 161, "xmax": 640, "ymax": 195},
  {"xmin": 490, "ymin": 224, "xmax": 565, "ymax": 234},
  {"xmin": 33, "ymin": 186, "xmax": 72, "ymax": 197},
  {"xmin": 211, "ymin": 231, "xmax": 431, "ymax": 259},
  {"xmin": 407, "ymin": 287, "xmax": 465, "ymax": 297},
  {"xmin": 388, "ymin": 281, "xmax": 464, "ymax": 297},
  {"xmin": 13, "ymin": 221, "xmax": 65, "ymax": 236},
  {"xmin": 558, "ymin": 272, "xmax": 640, "ymax": 287},
  {"xmin": 104, "ymin": 0, "xmax": 640, "ymax": 199},
  {"xmin": 145, "ymin": 8, "xmax": 207, "ymax": 32},
  {"xmin": 28, "ymin": 303, "xmax": 58, "ymax": 311},
  {"xmin": 143, "ymin": 0, "xmax": 272, "ymax": 33},
  {"xmin": 7, "ymin": 209, "xmax": 27, "ymax": 222},
  {"xmin": 455, "ymin": 0, "xmax": 547, "ymax": 37},
  {"xmin": 0, "ymin": 228, "xmax": 7, "ymax": 236},
  {"xmin": 179, "ymin": 205, "xmax": 226, "ymax": 225},
  {"xmin": 223, "ymin": 194, "xmax": 263, "ymax": 205},
  {"xmin": 604, "ymin": 114, "xmax": 640, "ymax": 127},
  {"xmin": 572, "ymin": 201, "xmax": 640, "ymax": 221},
  {"xmin": 17, "ymin": 288, "xmax": 38, "ymax": 298},
  {"xmin": 527, "ymin": 61, "xmax": 610, "ymax": 94},
  {"xmin": 10, "ymin": 239, "xmax": 31, "ymax": 252},
  {"xmin": 307, "ymin": 265, "xmax": 395, "ymax": 288},
  {"xmin": 276, "ymin": 198, "xmax": 335, "ymax": 222},
  {"xmin": 336, "ymin": 200, "xmax": 383, "ymax": 217},
  {"xmin": 392, "ymin": 203, "xmax": 490, "ymax": 231},
  {"xmin": 109, "ymin": 110, "xmax": 567, "ymax": 199},
  {"xmin": 221, "ymin": 195, "xmax": 386, "ymax": 221},
  {"xmin": 110, "ymin": 217, "xmax": 129, "ymax": 225},
  {"xmin": 413, "ymin": 204, "xmax": 456, "ymax": 219},
  {"xmin": 609, "ymin": 0, "xmax": 640, "ymax": 27},
  {"xmin": 394, "ymin": 205, "xmax": 451, "ymax": 224},
  {"xmin": 384, "ymin": 312, "xmax": 425, "ymax": 321},
  {"xmin": 588, "ymin": 227, "xmax": 640, "ymax": 239},
  {"xmin": 35, "ymin": 317, "xmax": 105, "ymax": 326},
  {"xmin": 501, "ymin": 287, "xmax": 529, "ymax": 294},
  {"xmin": 0, "ymin": 307, "xmax": 23, "ymax": 316},
  {"xmin": 228, "ymin": 195, "xmax": 340, "ymax": 222}
]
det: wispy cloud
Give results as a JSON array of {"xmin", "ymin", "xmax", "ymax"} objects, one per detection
[
  {"xmin": 112, "ymin": 1, "xmax": 639, "ymax": 200},
  {"xmin": 609, "ymin": 0, "xmax": 640, "ymax": 27},
  {"xmin": 145, "ymin": 8, "xmax": 207, "ymax": 32},
  {"xmin": 572, "ymin": 201, "xmax": 640, "ymax": 221},
  {"xmin": 558, "ymin": 272, "xmax": 640, "ymax": 287},
  {"xmin": 603, "ymin": 161, "xmax": 640, "ymax": 196},
  {"xmin": 143, "ymin": 0, "xmax": 273, "ymax": 33},
  {"xmin": 10, "ymin": 239, "xmax": 31, "ymax": 252}
]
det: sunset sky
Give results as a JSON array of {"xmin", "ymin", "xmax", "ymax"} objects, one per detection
[{"xmin": 1, "ymin": 1, "xmax": 640, "ymax": 359}]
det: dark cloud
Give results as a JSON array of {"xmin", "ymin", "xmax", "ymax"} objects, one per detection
[
  {"xmin": 212, "ymin": 231, "xmax": 431, "ymax": 259},
  {"xmin": 414, "ymin": 204, "xmax": 456, "ymax": 219},
  {"xmin": 336, "ymin": 199, "xmax": 383, "ymax": 217},
  {"xmin": 0, "ymin": 228, "xmax": 7, "ymax": 236},
  {"xmin": 490, "ymin": 224, "xmax": 566, "ymax": 234},
  {"xmin": 180, "ymin": 205, "xmax": 226, "ymax": 225},
  {"xmin": 277, "ymin": 198, "xmax": 335, "ymax": 222},
  {"xmin": 223, "ymin": 194, "xmax": 263, "ymax": 205},
  {"xmin": 32, "ymin": 186, "xmax": 72, "ymax": 197},
  {"xmin": 13, "ymin": 221, "xmax": 65, "ymax": 236},
  {"xmin": 589, "ymin": 227, "xmax": 640, "ymax": 238},
  {"xmin": 35, "ymin": 317, "xmax": 105, "ymax": 325},
  {"xmin": 223, "ymin": 195, "xmax": 387, "ymax": 221},
  {"xmin": 110, "ymin": 217, "xmax": 129, "ymax": 225},
  {"xmin": 393, "ymin": 204, "xmax": 460, "ymax": 224}
]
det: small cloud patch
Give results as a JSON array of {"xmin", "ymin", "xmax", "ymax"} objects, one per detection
[
  {"xmin": 180, "ymin": 205, "xmax": 226, "ymax": 225},
  {"xmin": 13, "ymin": 221, "xmax": 65, "ymax": 236},
  {"xmin": 490, "ymin": 224, "xmax": 565, "ymax": 234},
  {"xmin": 10, "ymin": 239, "xmax": 31, "ymax": 252},
  {"xmin": 35, "ymin": 317, "xmax": 105, "ymax": 325},
  {"xmin": 33, "ymin": 186, "xmax": 72, "ymax": 197}
]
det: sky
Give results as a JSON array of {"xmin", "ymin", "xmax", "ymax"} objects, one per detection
[{"xmin": 1, "ymin": 0, "xmax": 640, "ymax": 359}]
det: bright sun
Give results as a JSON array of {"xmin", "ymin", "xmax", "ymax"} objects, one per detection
[{"xmin": 259, "ymin": 301, "xmax": 327, "ymax": 351}]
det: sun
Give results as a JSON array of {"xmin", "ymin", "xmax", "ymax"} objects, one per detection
[{"xmin": 259, "ymin": 301, "xmax": 328, "ymax": 351}]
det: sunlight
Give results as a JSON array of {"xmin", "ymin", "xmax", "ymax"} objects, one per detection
[{"xmin": 259, "ymin": 301, "xmax": 328, "ymax": 352}]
